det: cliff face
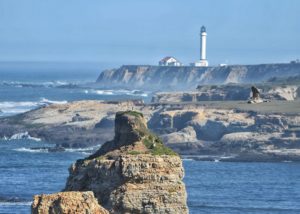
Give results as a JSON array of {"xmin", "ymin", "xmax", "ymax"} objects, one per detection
[
  {"xmin": 96, "ymin": 64, "xmax": 300, "ymax": 90},
  {"xmin": 152, "ymin": 84, "xmax": 299, "ymax": 102},
  {"xmin": 31, "ymin": 191, "xmax": 109, "ymax": 214},
  {"xmin": 64, "ymin": 111, "xmax": 188, "ymax": 214}
]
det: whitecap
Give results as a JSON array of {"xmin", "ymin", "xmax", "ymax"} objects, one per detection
[
  {"xmin": 85, "ymin": 89, "xmax": 149, "ymax": 97},
  {"xmin": 39, "ymin": 98, "xmax": 67, "ymax": 105},
  {"xmin": 64, "ymin": 145, "xmax": 99, "ymax": 153},
  {"xmin": 182, "ymin": 158, "xmax": 194, "ymax": 161},
  {"xmin": 0, "ymin": 201, "xmax": 32, "ymax": 206},
  {"xmin": 5, "ymin": 132, "xmax": 41, "ymax": 142},
  {"xmin": 0, "ymin": 98, "xmax": 67, "ymax": 117},
  {"xmin": 14, "ymin": 147, "xmax": 48, "ymax": 153}
]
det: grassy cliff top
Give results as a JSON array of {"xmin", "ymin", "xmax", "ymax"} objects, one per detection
[{"xmin": 87, "ymin": 111, "xmax": 178, "ymax": 160}]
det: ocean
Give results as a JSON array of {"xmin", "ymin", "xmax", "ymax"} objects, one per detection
[{"xmin": 0, "ymin": 62, "xmax": 300, "ymax": 214}]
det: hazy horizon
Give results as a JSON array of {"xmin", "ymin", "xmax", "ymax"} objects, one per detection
[{"xmin": 0, "ymin": 0, "xmax": 299, "ymax": 67}]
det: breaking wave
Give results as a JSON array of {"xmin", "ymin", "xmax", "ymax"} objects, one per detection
[
  {"xmin": 14, "ymin": 145, "xmax": 99, "ymax": 154},
  {"xmin": 0, "ymin": 80, "xmax": 77, "ymax": 89},
  {"xmin": 0, "ymin": 196, "xmax": 31, "ymax": 206},
  {"xmin": 0, "ymin": 98, "xmax": 67, "ymax": 117},
  {"xmin": 14, "ymin": 147, "xmax": 48, "ymax": 153},
  {"xmin": 5, "ymin": 132, "xmax": 41, "ymax": 141},
  {"xmin": 84, "ymin": 89, "xmax": 148, "ymax": 97}
]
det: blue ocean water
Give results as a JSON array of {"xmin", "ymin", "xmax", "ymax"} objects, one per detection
[
  {"xmin": 0, "ymin": 62, "xmax": 151, "ymax": 117},
  {"xmin": 1, "ymin": 62, "xmax": 300, "ymax": 214},
  {"xmin": 1, "ymin": 140, "xmax": 300, "ymax": 214}
]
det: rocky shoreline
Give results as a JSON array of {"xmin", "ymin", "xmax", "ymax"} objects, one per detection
[{"xmin": 1, "ymin": 99, "xmax": 300, "ymax": 162}]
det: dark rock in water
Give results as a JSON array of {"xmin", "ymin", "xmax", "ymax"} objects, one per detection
[
  {"xmin": 56, "ymin": 83, "xmax": 79, "ymax": 89},
  {"xmin": 30, "ymin": 146, "xmax": 65, "ymax": 152},
  {"xmin": 248, "ymin": 86, "xmax": 263, "ymax": 103},
  {"xmin": 71, "ymin": 114, "xmax": 90, "ymax": 122},
  {"xmin": 251, "ymin": 86, "xmax": 260, "ymax": 99},
  {"xmin": 48, "ymin": 146, "xmax": 65, "ymax": 152}
]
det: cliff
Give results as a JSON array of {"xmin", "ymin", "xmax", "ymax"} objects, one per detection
[
  {"xmin": 64, "ymin": 111, "xmax": 188, "ymax": 213},
  {"xmin": 96, "ymin": 63, "xmax": 300, "ymax": 90}
]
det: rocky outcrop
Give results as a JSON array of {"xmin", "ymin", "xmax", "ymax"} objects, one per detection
[
  {"xmin": 65, "ymin": 111, "xmax": 188, "ymax": 213},
  {"xmin": 31, "ymin": 191, "xmax": 109, "ymax": 214},
  {"xmin": 0, "ymin": 100, "xmax": 143, "ymax": 148},
  {"xmin": 2, "ymin": 99, "xmax": 300, "ymax": 161},
  {"xmin": 152, "ymin": 84, "xmax": 299, "ymax": 103},
  {"xmin": 96, "ymin": 63, "xmax": 300, "ymax": 90}
]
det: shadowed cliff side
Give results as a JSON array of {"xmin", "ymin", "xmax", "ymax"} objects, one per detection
[
  {"xmin": 64, "ymin": 111, "xmax": 188, "ymax": 214},
  {"xmin": 96, "ymin": 64, "xmax": 300, "ymax": 90}
]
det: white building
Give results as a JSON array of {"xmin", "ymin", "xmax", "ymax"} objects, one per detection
[
  {"xmin": 159, "ymin": 56, "xmax": 182, "ymax": 66},
  {"xmin": 192, "ymin": 26, "xmax": 209, "ymax": 67}
]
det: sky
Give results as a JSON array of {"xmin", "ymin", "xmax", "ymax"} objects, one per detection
[{"xmin": 0, "ymin": 0, "xmax": 299, "ymax": 66}]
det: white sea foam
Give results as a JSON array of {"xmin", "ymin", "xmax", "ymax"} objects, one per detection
[
  {"xmin": 64, "ymin": 145, "xmax": 99, "ymax": 153},
  {"xmin": 13, "ymin": 145, "xmax": 99, "ymax": 154},
  {"xmin": 14, "ymin": 147, "xmax": 48, "ymax": 153},
  {"xmin": 85, "ymin": 89, "xmax": 148, "ymax": 97},
  {"xmin": 0, "ymin": 98, "xmax": 67, "ymax": 117},
  {"xmin": 0, "ymin": 80, "xmax": 72, "ymax": 88},
  {"xmin": 182, "ymin": 158, "xmax": 194, "ymax": 161},
  {"xmin": 0, "ymin": 201, "xmax": 32, "ymax": 206},
  {"xmin": 4, "ymin": 132, "xmax": 41, "ymax": 142},
  {"xmin": 39, "ymin": 98, "xmax": 67, "ymax": 105}
]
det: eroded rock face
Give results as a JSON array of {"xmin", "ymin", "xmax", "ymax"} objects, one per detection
[
  {"xmin": 65, "ymin": 155, "xmax": 187, "ymax": 214},
  {"xmin": 65, "ymin": 111, "xmax": 188, "ymax": 214},
  {"xmin": 31, "ymin": 191, "xmax": 109, "ymax": 214},
  {"xmin": 96, "ymin": 64, "xmax": 300, "ymax": 90}
]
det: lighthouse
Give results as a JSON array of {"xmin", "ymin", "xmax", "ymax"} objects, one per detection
[
  {"xmin": 200, "ymin": 26, "xmax": 208, "ymax": 65},
  {"xmin": 192, "ymin": 26, "xmax": 209, "ymax": 67}
]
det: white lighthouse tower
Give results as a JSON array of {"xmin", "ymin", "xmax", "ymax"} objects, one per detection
[{"xmin": 193, "ymin": 26, "xmax": 209, "ymax": 67}]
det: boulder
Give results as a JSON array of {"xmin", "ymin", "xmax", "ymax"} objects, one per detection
[{"xmin": 31, "ymin": 191, "xmax": 109, "ymax": 214}]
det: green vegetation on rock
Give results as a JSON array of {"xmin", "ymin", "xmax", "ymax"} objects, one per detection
[
  {"xmin": 142, "ymin": 134, "xmax": 178, "ymax": 156},
  {"xmin": 127, "ymin": 151, "xmax": 142, "ymax": 155}
]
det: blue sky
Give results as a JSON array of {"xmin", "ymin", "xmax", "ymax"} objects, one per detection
[{"xmin": 0, "ymin": 0, "xmax": 299, "ymax": 66}]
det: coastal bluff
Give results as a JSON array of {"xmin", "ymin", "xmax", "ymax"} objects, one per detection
[
  {"xmin": 96, "ymin": 63, "xmax": 300, "ymax": 90},
  {"xmin": 32, "ymin": 111, "xmax": 188, "ymax": 214}
]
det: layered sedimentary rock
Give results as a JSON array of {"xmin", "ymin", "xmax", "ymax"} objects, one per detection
[
  {"xmin": 0, "ymin": 100, "xmax": 143, "ymax": 148},
  {"xmin": 2, "ymin": 100, "xmax": 300, "ymax": 161},
  {"xmin": 96, "ymin": 63, "xmax": 300, "ymax": 90},
  {"xmin": 152, "ymin": 84, "xmax": 299, "ymax": 103},
  {"xmin": 31, "ymin": 191, "xmax": 109, "ymax": 214},
  {"xmin": 65, "ymin": 111, "xmax": 188, "ymax": 214}
]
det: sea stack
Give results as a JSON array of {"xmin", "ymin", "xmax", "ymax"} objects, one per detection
[{"xmin": 64, "ymin": 111, "xmax": 189, "ymax": 213}]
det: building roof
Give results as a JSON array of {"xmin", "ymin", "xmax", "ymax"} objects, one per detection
[{"xmin": 159, "ymin": 56, "xmax": 179, "ymax": 62}]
